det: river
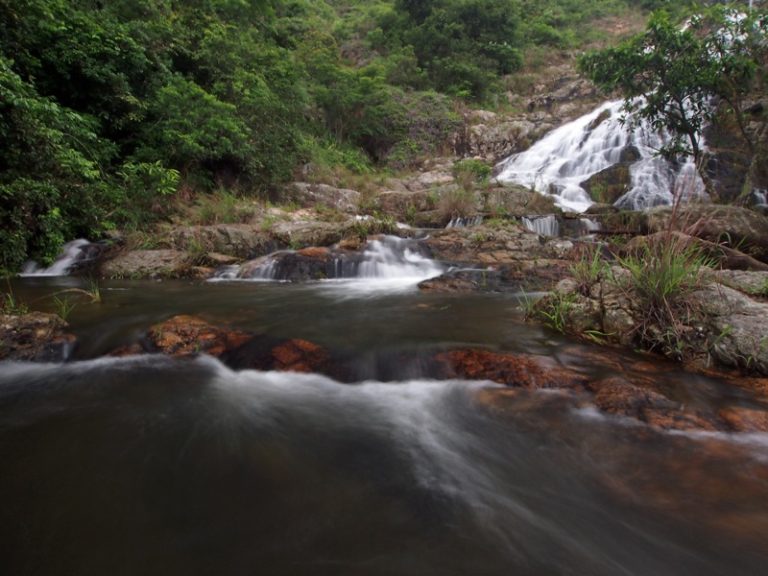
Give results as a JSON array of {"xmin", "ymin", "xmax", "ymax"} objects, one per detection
[{"xmin": 2, "ymin": 275, "xmax": 768, "ymax": 575}]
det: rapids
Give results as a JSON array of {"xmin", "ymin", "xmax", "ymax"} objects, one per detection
[{"xmin": 2, "ymin": 277, "xmax": 768, "ymax": 575}]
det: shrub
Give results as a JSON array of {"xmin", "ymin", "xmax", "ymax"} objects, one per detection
[{"xmin": 616, "ymin": 234, "xmax": 713, "ymax": 357}]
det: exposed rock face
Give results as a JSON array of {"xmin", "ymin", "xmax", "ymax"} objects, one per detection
[
  {"xmin": 648, "ymin": 205, "xmax": 768, "ymax": 263},
  {"xmin": 0, "ymin": 312, "xmax": 76, "ymax": 361},
  {"xmin": 170, "ymin": 225, "xmax": 277, "ymax": 259},
  {"xmin": 694, "ymin": 283, "xmax": 768, "ymax": 374},
  {"xmin": 101, "ymin": 249, "xmax": 193, "ymax": 279},
  {"xmin": 423, "ymin": 222, "xmax": 576, "ymax": 291},
  {"xmin": 284, "ymin": 182, "xmax": 361, "ymax": 213}
]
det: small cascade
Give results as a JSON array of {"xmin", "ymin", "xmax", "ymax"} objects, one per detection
[
  {"xmin": 580, "ymin": 218, "xmax": 601, "ymax": 234},
  {"xmin": 447, "ymin": 215, "xmax": 484, "ymax": 229},
  {"xmin": 20, "ymin": 239, "xmax": 93, "ymax": 277},
  {"xmin": 753, "ymin": 189, "xmax": 767, "ymax": 206},
  {"xmin": 215, "ymin": 235, "xmax": 444, "ymax": 287},
  {"xmin": 522, "ymin": 215, "xmax": 559, "ymax": 237},
  {"xmin": 495, "ymin": 100, "xmax": 707, "ymax": 212},
  {"xmin": 356, "ymin": 236, "xmax": 442, "ymax": 280}
]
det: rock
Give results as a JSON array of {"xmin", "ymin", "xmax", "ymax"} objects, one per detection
[
  {"xmin": 693, "ymin": 283, "xmax": 768, "ymax": 374},
  {"xmin": 270, "ymin": 339, "xmax": 330, "ymax": 373},
  {"xmin": 625, "ymin": 231, "xmax": 768, "ymax": 272},
  {"xmin": 719, "ymin": 406, "xmax": 768, "ymax": 432},
  {"xmin": 170, "ymin": 224, "xmax": 277, "ymax": 258},
  {"xmin": 590, "ymin": 377, "xmax": 721, "ymax": 431},
  {"xmin": 712, "ymin": 270, "xmax": 768, "ymax": 295},
  {"xmin": 0, "ymin": 312, "xmax": 76, "ymax": 362},
  {"xmin": 648, "ymin": 205, "xmax": 768, "ymax": 263},
  {"xmin": 580, "ymin": 163, "xmax": 631, "ymax": 204},
  {"xmin": 284, "ymin": 182, "xmax": 361, "ymax": 213},
  {"xmin": 408, "ymin": 169, "xmax": 455, "ymax": 191},
  {"xmin": 434, "ymin": 349, "xmax": 588, "ymax": 390},
  {"xmin": 418, "ymin": 269, "xmax": 503, "ymax": 292},
  {"xmin": 101, "ymin": 250, "xmax": 193, "ymax": 279},
  {"xmin": 145, "ymin": 315, "xmax": 253, "ymax": 357}
]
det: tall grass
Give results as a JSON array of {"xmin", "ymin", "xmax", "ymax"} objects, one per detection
[{"xmin": 617, "ymin": 233, "xmax": 713, "ymax": 357}]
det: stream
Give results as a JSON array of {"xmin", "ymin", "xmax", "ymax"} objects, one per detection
[{"xmin": 2, "ymin": 274, "xmax": 768, "ymax": 575}]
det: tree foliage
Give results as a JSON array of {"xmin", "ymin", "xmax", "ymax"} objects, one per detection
[{"xmin": 579, "ymin": 8, "xmax": 767, "ymax": 170}]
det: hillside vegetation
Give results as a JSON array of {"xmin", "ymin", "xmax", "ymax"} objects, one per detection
[{"xmin": 1, "ymin": 0, "xmax": 692, "ymax": 272}]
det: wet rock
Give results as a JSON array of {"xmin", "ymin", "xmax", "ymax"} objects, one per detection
[
  {"xmin": 580, "ymin": 163, "xmax": 631, "ymax": 204},
  {"xmin": 418, "ymin": 269, "xmax": 504, "ymax": 293},
  {"xmin": 435, "ymin": 349, "xmax": 588, "ymax": 390},
  {"xmin": 719, "ymin": 406, "xmax": 768, "ymax": 432},
  {"xmin": 0, "ymin": 312, "xmax": 77, "ymax": 362},
  {"xmin": 590, "ymin": 377, "xmax": 722, "ymax": 431},
  {"xmin": 270, "ymin": 339, "xmax": 330, "ymax": 373},
  {"xmin": 145, "ymin": 315, "xmax": 254, "ymax": 357},
  {"xmin": 284, "ymin": 182, "xmax": 361, "ymax": 213},
  {"xmin": 101, "ymin": 249, "xmax": 193, "ymax": 279}
]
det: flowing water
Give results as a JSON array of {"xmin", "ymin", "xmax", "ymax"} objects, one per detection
[
  {"xmin": 3, "ymin": 272, "xmax": 768, "ymax": 576},
  {"xmin": 495, "ymin": 100, "xmax": 707, "ymax": 212}
]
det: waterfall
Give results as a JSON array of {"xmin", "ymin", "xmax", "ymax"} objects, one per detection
[
  {"xmin": 522, "ymin": 215, "xmax": 559, "ymax": 237},
  {"xmin": 754, "ymin": 189, "xmax": 767, "ymax": 206},
  {"xmin": 218, "ymin": 235, "xmax": 444, "ymax": 286},
  {"xmin": 495, "ymin": 100, "xmax": 707, "ymax": 212},
  {"xmin": 20, "ymin": 239, "xmax": 93, "ymax": 277},
  {"xmin": 447, "ymin": 215, "xmax": 484, "ymax": 228}
]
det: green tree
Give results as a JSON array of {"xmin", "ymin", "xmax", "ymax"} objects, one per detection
[{"xmin": 579, "ymin": 9, "xmax": 766, "ymax": 184}]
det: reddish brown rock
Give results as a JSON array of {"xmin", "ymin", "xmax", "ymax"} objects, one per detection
[
  {"xmin": 270, "ymin": 339, "xmax": 330, "ymax": 373},
  {"xmin": 719, "ymin": 406, "xmax": 768, "ymax": 432},
  {"xmin": 296, "ymin": 246, "xmax": 331, "ymax": 259},
  {"xmin": 590, "ymin": 377, "xmax": 721, "ymax": 431},
  {"xmin": 0, "ymin": 312, "xmax": 76, "ymax": 362},
  {"xmin": 435, "ymin": 349, "xmax": 588, "ymax": 390},
  {"xmin": 146, "ymin": 315, "xmax": 253, "ymax": 357}
]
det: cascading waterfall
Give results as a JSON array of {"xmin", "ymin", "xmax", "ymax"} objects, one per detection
[
  {"xmin": 495, "ymin": 100, "xmax": 707, "ymax": 212},
  {"xmin": 20, "ymin": 239, "xmax": 93, "ymax": 277}
]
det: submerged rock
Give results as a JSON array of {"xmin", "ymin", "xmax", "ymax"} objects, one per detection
[{"xmin": 0, "ymin": 312, "xmax": 76, "ymax": 362}]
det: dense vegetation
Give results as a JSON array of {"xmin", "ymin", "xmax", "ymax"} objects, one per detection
[{"xmin": 0, "ymin": 0, "xmax": 691, "ymax": 271}]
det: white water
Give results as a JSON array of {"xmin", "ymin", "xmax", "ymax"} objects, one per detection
[
  {"xmin": 522, "ymin": 215, "xmax": 559, "ymax": 237},
  {"xmin": 447, "ymin": 215, "xmax": 484, "ymax": 228},
  {"xmin": 496, "ymin": 100, "xmax": 707, "ymax": 212},
  {"xmin": 20, "ymin": 239, "xmax": 92, "ymax": 277},
  {"xmin": 217, "ymin": 235, "xmax": 444, "ymax": 292}
]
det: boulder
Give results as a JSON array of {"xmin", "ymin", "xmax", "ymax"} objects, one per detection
[
  {"xmin": 284, "ymin": 182, "xmax": 361, "ymax": 213},
  {"xmin": 693, "ymin": 283, "xmax": 768, "ymax": 374},
  {"xmin": 580, "ymin": 163, "xmax": 631, "ymax": 204},
  {"xmin": 648, "ymin": 205, "xmax": 768, "ymax": 263},
  {"xmin": 0, "ymin": 312, "xmax": 76, "ymax": 362},
  {"xmin": 145, "ymin": 315, "xmax": 253, "ymax": 357},
  {"xmin": 101, "ymin": 250, "xmax": 192, "ymax": 279},
  {"xmin": 434, "ymin": 349, "xmax": 588, "ymax": 390},
  {"xmin": 170, "ymin": 224, "xmax": 277, "ymax": 258}
]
